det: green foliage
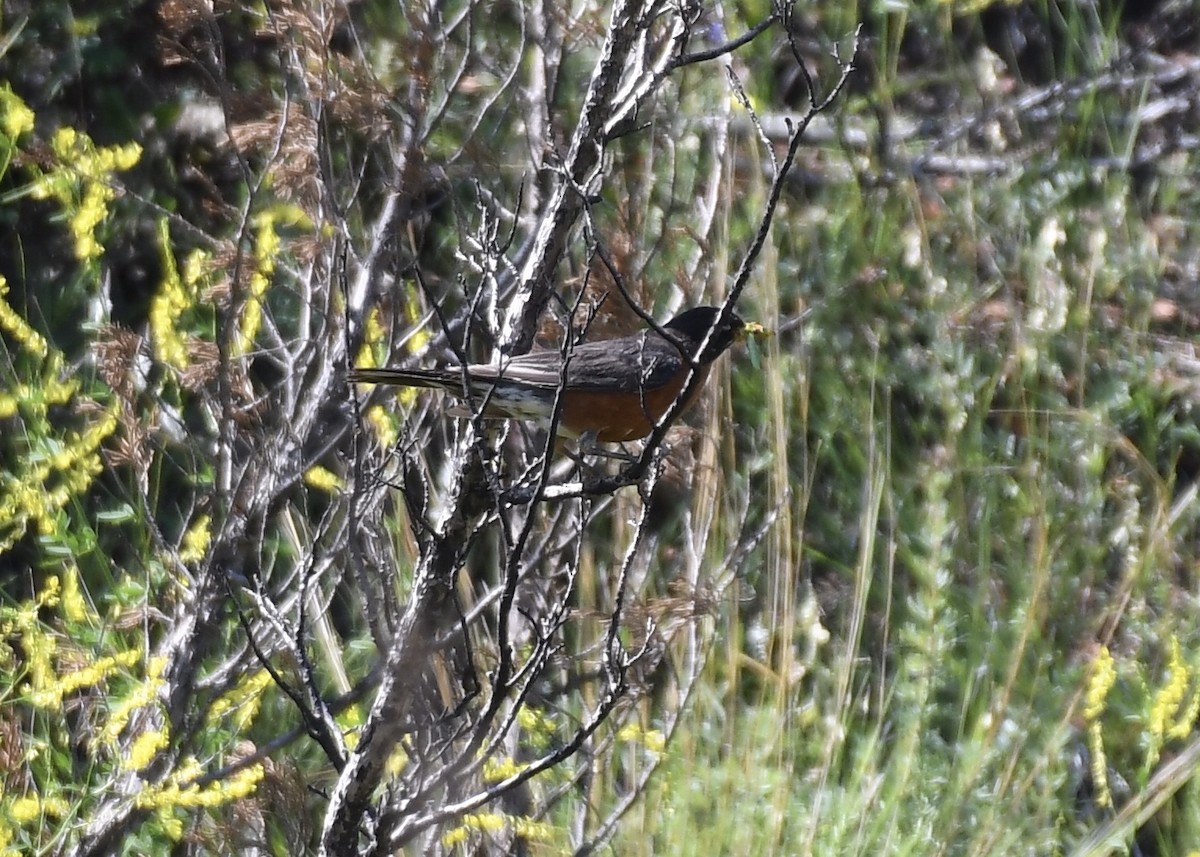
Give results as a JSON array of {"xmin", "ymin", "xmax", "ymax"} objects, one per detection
[
  {"xmin": 611, "ymin": 1, "xmax": 1200, "ymax": 855},
  {"xmin": 0, "ymin": 49, "xmax": 292, "ymax": 856},
  {"xmin": 3, "ymin": 0, "xmax": 1200, "ymax": 853}
]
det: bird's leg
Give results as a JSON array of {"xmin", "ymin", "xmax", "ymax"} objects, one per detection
[{"xmin": 574, "ymin": 431, "xmax": 638, "ymax": 463}]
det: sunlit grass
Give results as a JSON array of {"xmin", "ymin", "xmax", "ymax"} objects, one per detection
[{"xmin": 611, "ymin": 3, "xmax": 1200, "ymax": 854}]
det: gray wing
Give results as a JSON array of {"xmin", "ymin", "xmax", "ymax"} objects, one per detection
[{"xmin": 467, "ymin": 333, "xmax": 685, "ymax": 391}]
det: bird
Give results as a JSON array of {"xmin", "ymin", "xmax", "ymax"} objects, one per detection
[{"xmin": 349, "ymin": 305, "xmax": 750, "ymax": 444}]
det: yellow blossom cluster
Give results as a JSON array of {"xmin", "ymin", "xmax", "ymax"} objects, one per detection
[
  {"xmin": 354, "ymin": 306, "xmax": 387, "ymax": 373},
  {"xmin": 238, "ymin": 204, "xmax": 310, "ymax": 355},
  {"xmin": 0, "ymin": 405, "xmax": 118, "ymax": 554},
  {"xmin": 60, "ymin": 564, "xmax": 94, "ymax": 623},
  {"xmin": 1146, "ymin": 638, "xmax": 1200, "ymax": 768},
  {"xmin": 7, "ymin": 793, "xmax": 70, "ymax": 824},
  {"xmin": 365, "ymin": 405, "xmax": 399, "ymax": 450},
  {"xmin": 1084, "ymin": 639, "xmax": 1200, "ymax": 811},
  {"xmin": 516, "ymin": 705, "xmax": 556, "ymax": 752},
  {"xmin": 2, "ymin": 574, "xmax": 135, "ymax": 716},
  {"xmin": 0, "ymin": 84, "xmax": 34, "ymax": 142},
  {"xmin": 27, "ymin": 127, "xmax": 141, "ymax": 263},
  {"xmin": 1083, "ymin": 646, "xmax": 1117, "ymax": 808},
  {"xmin": 125, "ymin": 728, "xmax": 171, "ymax": 773},
  {"xmin": 481, "ymin": 755, "xmax": 528, "ymax": 784},
  {"xmin": 206, "ymin": 669, "xmax": 272, "ymax": 732},
  {"xmin": 440, "ymin": 811, "xmax": 554, "ymax": 848},
  {"xmin": 26, "ymin": 647, "xmax": 141, "ymax": 710},
  {"xmin": 0, "ymin": 276, "xmax": 48, "ymax": 360},
  {"xmin": 616, "ymin": 721, "xmax": 667, "ymax": 756},
  {"xmin": 179, "ymin": 514, "xmax": 211, "ymax": 565},
  {"xmin": 0, "ymin": 371, "xmax": 75, "ymax": 421},
  {"xmin": 0, "ymin": 577, "xmax": 64, "ymax": 699},
  {"xmin": 97, "ymin": 656, "xmax": 168, "ymax": 748},
  {"xmin": 0, "ymin": 84, "xmax": 34, "ymax": 182},
  {"xmin": 134, "ymin": 759, "xmax": 265, "ymax": 812},
  {"xmin": 337, "ymin": 702, "xmax": 365, "ymax": 751},
  {"xmin": 149, "ymin": 219, "xmax": 208, "ymax": 370},
  {"xmin": 0, "ymin": 274, "xmax": 75, "ymax": 421},
  {"xmin": 303, "ymin": 466, "xmax": 343, "ymax": 493},
  {"xmin": 351, "ymin": 301, "xmax": 437, "ymax": 448}
]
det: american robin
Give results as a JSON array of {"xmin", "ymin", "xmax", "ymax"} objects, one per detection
[{"xmin": 350, "ymin": 305, "xmax": 750, "ymax": 443}]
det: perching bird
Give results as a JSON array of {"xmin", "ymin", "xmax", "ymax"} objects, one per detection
[{"xmin": 349, "ymin": 305, "xmax": 750, "ymax": 443}]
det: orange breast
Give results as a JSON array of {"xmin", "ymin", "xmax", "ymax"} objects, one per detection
[{"xmin": 558, "ymin": 365, "xmax": 711, "ymax": 442}]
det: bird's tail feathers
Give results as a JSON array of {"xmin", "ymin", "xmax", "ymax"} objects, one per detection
[{"xmin": 348, "ymin": 367, "xmax": 458, "ymax": 389}]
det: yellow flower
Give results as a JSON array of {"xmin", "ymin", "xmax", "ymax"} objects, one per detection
[
  {"xmin": 179, "ymin": 515, "xmax": 211, "ymax": 565},
  {"xmin": 1150, "ymin": 638, "xmax": 1189, "ymax": 744},
  {"xmin": 99, "ymin": 141, "xmax": 141, "ymax": 172},
  {"xmin": 6, "ymin": 792, "xmax": 68, "ymax": 830},
  {"xmin": 1084, "ymin": 646, "xmax": 1117, "ymax": 809},
  {"xmin": 38, "ymin": 576, "xmax": 61, "ymax": 609},
  {"xmin": 0, "ymin": 275, "xmax": 49, "ymax": 359},
  {"xmin": 40, "ymin": 796, "xmax": 69, "ymax": 819},
  {"xmin": 517, "ymin": 706, "xmax": 556, "ymax": 751},
  {"xmin": 303, "ymin": 466, "xmax": 343, "ymax": 493},
  {"xmin": 1171, "ymin": 682, "xmax": 1200, "ymax": 742},
  {"xmin": 617, "ymin": 722, "xmax": 666, "ymax": 756},
  {"xmin": 2, "ymin": 405, "xmax": 118, "ymax": 550},
  {"xmin": 150, "ymin": 219, "xmax": 193, "ymax": 369},
  {"xmin": 337, "ymin": 703, "xmax": 364, "ymax": 750},
  {"xmin": 50, "ymin": 127, "xmax": 77, "ymax": 158},
  {"xmin": 365, "ymin": 405, "xmax": 399, "ymax": 449},
  {"xmin": 482, "ymin": 756, "xmax": 527, "ymax": 783},
  {"xmin": 405, "ymin": 300, "xmax": 430, "ymax": 353},
  {"xmin": 441, "ymin": 812, "xmax": 552, "ymax": 848},
  {"xmin": 135, "ymin": 762, "xmax": 264, "ymax": 810},
  {"xmin": 364, "ymin": 306, "xmax": 385, "ymax": 350},
  {"xmin": 126, "ymin": 728, "xmax": 170, "ymax": 772},
  {"xmin": 71, "ymin": 182, "xmax": 113, "ymax": 261},
  {"xmin": 7, "ymin": 796, "xmax": 41, "ymax": 824},
  {"xmin": 1088, "ymin": 720, "xmax": 1111, "ymax": 809},
  {"xmin": 156, "ymin": 807, "xmax": 184, "ymax": 841},
  {"xmin": 237, "ymin": 205, "xmax": 309, "ymax": 354},
  {"xmin": 511, "ymin": 816, "xmax": 553, "ymax": 842},
  {"xmin": 36, "ymin": 127, "xmax": 140, "ymax": 263},
  {"xmin": 97, "ymin": 655, "xmax": 165, "ymax": 746},
  {"xmin": 0, "ymin": 85, "xmax": 34, "ymax": 139},
  {"xmin": 206, "ymin": 669, "xmax": 271, "ymax": 731},
  {"xmin": 27, "ymin": 647, "xmax": 141, "ymax": 709},
  {"xmin": 1084, "ymin": 646, "xmax": 1116, "ymax": 722},
  {"xmin": 61, "ymin": 564, "xmax": 93, "ymax": 623}
]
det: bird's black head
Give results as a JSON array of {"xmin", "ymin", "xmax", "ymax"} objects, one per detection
[{"xmin": 664, "ymin": 306, "xmax": 747, "ymax": 362}]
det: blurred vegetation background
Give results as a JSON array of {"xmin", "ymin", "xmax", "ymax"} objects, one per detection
[{"xmin": 2, "ymin": 0, "xmax": 1200, "ymax": 854}]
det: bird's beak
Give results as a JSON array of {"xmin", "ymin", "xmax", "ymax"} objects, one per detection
[{"xmin": 737, "ymin": 321, "xmax": 771, "ymax": 342}]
